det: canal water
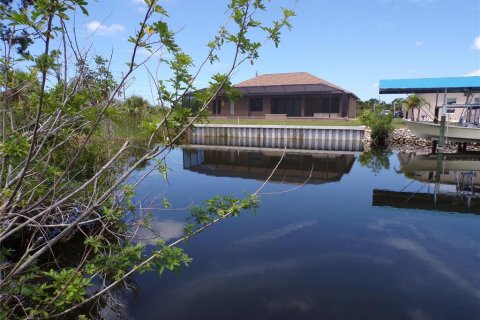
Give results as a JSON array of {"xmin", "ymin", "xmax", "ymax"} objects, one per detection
[{"xmin": 126, "ymin": 147, "xmax": 480, "ymax": 320}]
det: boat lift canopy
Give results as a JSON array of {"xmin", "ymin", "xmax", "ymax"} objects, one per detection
[{"xmin": 379, "ymin": 76, "xmax": 480, "ymax": 94}]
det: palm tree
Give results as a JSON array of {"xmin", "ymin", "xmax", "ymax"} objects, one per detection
[
  {"xmin": 122, "ymin": 95, "xmax": 151, "ymax": 116},
  {"xmin": 402, "ymin": 95, "xmax": 430, "ymax": 121}
]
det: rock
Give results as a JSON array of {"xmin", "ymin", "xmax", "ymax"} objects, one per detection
[{"xmin": 362, "ymin": 127, "xmax": 480, "ymax": 153}]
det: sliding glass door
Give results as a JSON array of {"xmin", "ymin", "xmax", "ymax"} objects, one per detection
[{"xmin": 271, "ymin": 98, "xmax": 301, "ymax": 117}]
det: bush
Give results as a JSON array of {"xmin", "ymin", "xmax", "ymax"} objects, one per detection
[{"xmin": 359, "ymin": 109, "xmax": 394, "ymax": 145}]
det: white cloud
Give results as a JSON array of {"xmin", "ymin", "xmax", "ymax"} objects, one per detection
[
  {"xmin": 135, "ymin": 220, "xmax": 185, "ymax": 244},
  {"xmin": 415, "ymin": 40, "xmax": 425, "ymax": 47},
  {"xmin": 236, "ymin": 220, "xmax": 317, "ymax": 246},
  {"xmin": 87, "ymin": 21, "xmax": 125, "ymax": 36},
  {"xmin": 385, "ymin": 237, "xmax": 480, "ymax": 300},
  {"xmin": 473, "ymin": 36, "xmax": 480, "ymax": 50},
  {"xmin": 464, "ymin": 69, "xmax": 480, "ymax": 76},
  {"xmin": 373, "ymin": 83, "xmax": 379, "ymax": 88},
  {"xmin": 132, "ymin": 0, "xmax": 149, "ymax": 13}
]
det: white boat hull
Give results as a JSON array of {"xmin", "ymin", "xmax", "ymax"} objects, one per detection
[{"xmin": 405, "ymin": 120, "xmax": 480, "ymax": 143}]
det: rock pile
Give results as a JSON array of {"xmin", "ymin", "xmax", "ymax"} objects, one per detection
[
  {"xmin": 362, "ymin": 128, "xmax": 372, "ymax": 146},
  {"xmin": 388, "ymin": 128, "xmax": 433, "ymax": 152},
  {"xmin": 363, "ymin": 127, "xmax": 480, "ymax": 153}
]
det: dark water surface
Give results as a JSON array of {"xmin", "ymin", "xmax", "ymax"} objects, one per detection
[{"xmin": 127, "ymin": 147, "xmax": 480, "ymax": 320}]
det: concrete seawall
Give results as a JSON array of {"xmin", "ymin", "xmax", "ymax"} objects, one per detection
[{"xmin": 188, "ymin": 124, "xmax": 366, "ymax": 152}]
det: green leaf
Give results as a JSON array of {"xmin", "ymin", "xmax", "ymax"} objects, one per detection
[{"xmin": 80, "ymin": 6, "xmax": 89, "ymax": 16}]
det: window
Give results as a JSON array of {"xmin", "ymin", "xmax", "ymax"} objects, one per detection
[
  {"xmin": 475, "ymin": 97, "xmax": 480, "ymax": 104},
  {"xmin": 249, "ymin": 98, "xmax": 263, "ymax": 112},
  {"xmin": 446, "ymin": 98, "xmax": 456, "ymax": 105}
]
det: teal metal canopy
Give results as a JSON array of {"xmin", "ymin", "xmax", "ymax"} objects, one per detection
[{"xmin": 379, "ymin": 76, "xmax": 480, "ymax": 94}]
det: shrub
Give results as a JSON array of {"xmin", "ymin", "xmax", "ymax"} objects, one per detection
[{"xmin": 359, "ymin": 109, "xmax": 394, "ymax": 145}]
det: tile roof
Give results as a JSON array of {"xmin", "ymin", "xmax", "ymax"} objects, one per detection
[{"xmin": 235, "ymin": 72, "xmax": 351, "ymax": 94}]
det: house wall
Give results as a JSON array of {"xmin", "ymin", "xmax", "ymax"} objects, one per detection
[
  {"xmin": 209, "ymin": 94, "xmax": 357, "ymax": 118},
  {"xmin": 411, "ymin": 92, "xmax": 480, "ymax": 122},
  {"xmin": 348, "ymin": 96, "xmax": 358, "ymax": 118}
]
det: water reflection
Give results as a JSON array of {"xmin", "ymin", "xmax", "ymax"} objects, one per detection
[
  {"xmin": 373, "ymin": 153, "xmax": 480, "ymax": 214},
  {"xmin": 134, "ymin": 220, "xmax": 185, "ymax": 244},
  {"xmin": 236, "ymin": 220, "xmax": 318, "ymax": 245},
  {"xmin": 359, "ymin": 147, "xmax": 392, "ymax": 175},
  {"xmin": 183, "ymin": 147, "xmax": 355, "ymax": 185},
  {"xmin": 127, "ymin": 148, "xmax": 480, "ymax": 320}
]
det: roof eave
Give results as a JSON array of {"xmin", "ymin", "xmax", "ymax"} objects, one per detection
[{"xmin": 235, "ymin": 84, "xmax": 357, "ymax": 97}]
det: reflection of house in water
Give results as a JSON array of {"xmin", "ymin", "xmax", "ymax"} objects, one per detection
[
  {"xmin": 373, "ymin": 153, "xmax": 480, "ymax": 214},
  {"xmin": 183, "ymin": 147, "xmax": 355, "ymax": 185}
]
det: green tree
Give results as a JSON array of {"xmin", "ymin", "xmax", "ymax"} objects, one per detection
[
  {"xmin": 121, "ymin": 95, "xmax": 152, "ymax": 116},
  {"xmin": 82, "ymin": 55, "xmax": 118, "ymax": 105},
  {"xmin": 0, "ymin": 0, "xmax": 34, "ymax": 55},
  {"xmin": 402, "ymin": 94, "xmax": 430, "ymax": 121},
  {"xmin": 357, "ymin": 98, "xmax": 392, "ymax": 116}
]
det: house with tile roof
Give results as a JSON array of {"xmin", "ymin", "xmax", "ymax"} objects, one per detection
[{"xmin": 209, "ymin": 72, "xmax": 358, "ymax": 119}]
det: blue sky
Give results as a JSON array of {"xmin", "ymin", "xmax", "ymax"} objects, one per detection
[{"xmin": 67, "ymin": 0, "xmax": 479, "ymax": 102}]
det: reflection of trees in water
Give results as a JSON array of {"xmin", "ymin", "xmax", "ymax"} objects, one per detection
[
  {"xmin": 359, "ymin": 147, "xmax": 392, "ymax": 175},
  {"xmin": 105, "ymin": 117, "xmax": 180, "ymax": 170}
]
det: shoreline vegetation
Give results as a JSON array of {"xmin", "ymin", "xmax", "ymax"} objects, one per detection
[{"xmin": 0, "ymin": 0, "xmax": 295, "ymax": 318}]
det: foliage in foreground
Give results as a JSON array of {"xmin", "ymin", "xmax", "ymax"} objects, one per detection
[{"xmin": 0, "ymin": 0, "xmax": 294, "ymax": 318}]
